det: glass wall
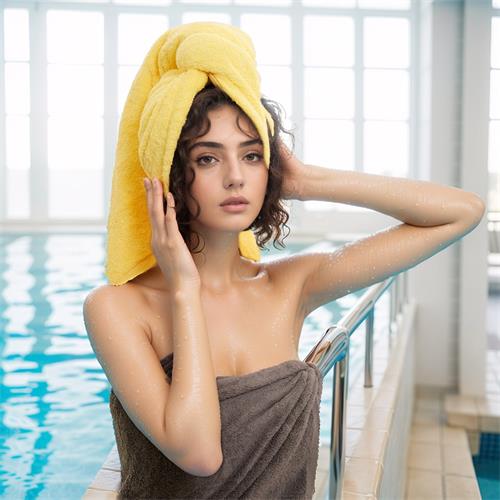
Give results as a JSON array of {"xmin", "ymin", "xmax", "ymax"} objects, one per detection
[
  {"xmin": 1, "ymin": 0, "xmax": 413, "ymax": 222},
  {"xmin": 490, "ymin": 3, "xmax": 500, "ymax": 212}
]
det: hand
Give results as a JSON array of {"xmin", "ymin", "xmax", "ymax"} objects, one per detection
[
  {"xmin": 144, "ymin": 177, "xmax": 201, "ymax": 290},
  {"xmin": 277, "ymin": 139, "xmax": 308, "ymax": 201}
]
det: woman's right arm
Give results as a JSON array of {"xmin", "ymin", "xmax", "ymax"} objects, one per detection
[{"xmin": 83, "ymin": 284, "xmax": 223, "ymax": 477}]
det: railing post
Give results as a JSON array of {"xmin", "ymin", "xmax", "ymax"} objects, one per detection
[
  {"xmin": 395, "ymin": 274, "xmax": 401, "ymax": 318},
  {"xmin": 364, "ymin": 308, "xmax": 374, "ymax": 388},
  {"xmin": 329, "ymin": 344, "xmax": 349, "ymax": 500},
  {"xmin": 398, "ymin": 274, "xmax": 404, "ymax": 316},
  {"xmin": 403, "ymin": 271, "xmax": 408, "ymax": 307},
  {"xmin": 389, "ymin": 282, "xmax": 396, "ymax": 349}
]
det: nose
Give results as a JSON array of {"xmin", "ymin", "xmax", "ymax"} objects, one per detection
[{"xmin": 223, "ymin": 155, "xmax": 244, "ymax": 189}]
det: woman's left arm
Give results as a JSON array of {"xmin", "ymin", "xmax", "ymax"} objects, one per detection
[
  {"xmin": 297, "ymin": 163, "xmax": 485, "ymax": 227},
  {"xmin": 278, "ymin": 143, "xmax": 487, "ymax": 315}
]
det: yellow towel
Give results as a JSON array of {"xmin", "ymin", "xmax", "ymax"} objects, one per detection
[{"xmin": 105, "ymin": 22, "xmax": 275, "ymax": 286}]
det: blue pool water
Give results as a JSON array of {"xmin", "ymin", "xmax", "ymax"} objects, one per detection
[
  {"xmin": 473, "ymin": 432, "xmax": 500, "ymax": 499},
  {"xmin": 0, "ymin": 233, "xmax": 390, "ymax": 498}
]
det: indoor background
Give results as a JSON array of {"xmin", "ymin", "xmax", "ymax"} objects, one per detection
[{"xmin": 0, "ymin": 1, "xmax": 498, "ymax": 499}]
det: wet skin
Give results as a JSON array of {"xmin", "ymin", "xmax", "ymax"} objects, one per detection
[{"xmin": 124, "ymin": 260, "xmax": 306, "ymax": 378}]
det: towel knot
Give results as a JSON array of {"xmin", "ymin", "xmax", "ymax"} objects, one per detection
[
  {"xmin": 138, "ymin": 25, "xmax": 271, "ymax": 186},
  {"xmin": 177, "ymin": 32, "xmax": 253, "ymax": 74}
]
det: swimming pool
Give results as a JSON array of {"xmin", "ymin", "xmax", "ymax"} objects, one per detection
[
  {"xmin": 0, "ymin": 233, "xmax": 390, "ymax": 498},
  {"xmin": 473, "ymin": 432, "xmax": 500, "ymax": 499}
]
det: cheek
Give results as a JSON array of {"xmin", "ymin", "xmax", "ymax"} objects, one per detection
[
  {"xmin": 191, "ymin": 174, "xmax": 212, "ymax": 197},
  {"xmin": 185, "ymin": 175, "xmax": 216, "ymax": 213},
  {"xmin": 248, "ymin": 163, "xmax": 268, "ymax": 182},
  {"xmin": 259, "ymin": 170, "xmax": 269, "ymax": 192}
]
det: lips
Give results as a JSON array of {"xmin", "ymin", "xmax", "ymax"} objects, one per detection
[
  {"xmin": 220, "ymin": 202, "xmax": 248, "ymax": 213},
  {"xmin": 220, "ymin": 196, "xmax": 249, "ymax": 206}
]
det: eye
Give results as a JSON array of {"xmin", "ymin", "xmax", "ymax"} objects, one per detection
[
  {"xmin": 245, "ymin": 152, "xmax": 263, "ymax": 162},
  {"xmin": 195, "ymin": 155, "xmax": 216, "ymax": 166}
]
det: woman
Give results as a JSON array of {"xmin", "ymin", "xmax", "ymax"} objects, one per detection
[{"xmin": 83, "ymin": 24, "xmax": 485, "ymax": 500}]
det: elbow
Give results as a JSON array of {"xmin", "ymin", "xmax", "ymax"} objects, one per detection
[
  {"xmin": 459, "ymin": 194, "xmax": 486, "ymax": 226},
  {"xmin": 197, "ymin": 450, "xmax": 224, "ymax": 477},
  {"xmin": 469, "ymin": 194, "xmax": 486, "ymax": 221},
  {"xmin": 163, "ymin": 407, "xmax": 223, "ymax": 476},
  {"xmin": 472, "ymin": 194, "xmax": 486, "ymax": 221},
  {"xmin": 183, "ymin": 447, "xmax": 223, "ymax": 477}
]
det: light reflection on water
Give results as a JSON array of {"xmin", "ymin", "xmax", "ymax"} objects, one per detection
[{"xmin": 0, "ymin": 234, "xmax": 390, "ymax": 499}]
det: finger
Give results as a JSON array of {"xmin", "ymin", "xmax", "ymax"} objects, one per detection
[
  {"xmin": 279, "ymin": 140, "xmax": 291, "ymax": 158},
  {"xmin": 277, "ymin": 137, "xmax": 291, "ymax": 157},
  {"xmin": 144, "ymin": 178, "xmax": 153, "ymax": 220},
  {"xmin": 144, "ymin": 177, "xmax": 160, "ymax": 237},
  {"xmin": 151, "ymin": 178, "xmax": 167, "ymax": 237},
  {"xmin": 164, "ymin": 192, "xmax": 179, "ymax": 232}
]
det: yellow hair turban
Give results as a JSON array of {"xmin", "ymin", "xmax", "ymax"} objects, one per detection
[{"xmin": 105, "ymin": 22, "xmax": 275, "ymax": 286}]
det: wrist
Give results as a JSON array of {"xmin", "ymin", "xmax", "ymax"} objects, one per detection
[
  {"xmin": 299, "ymin": 164, "xmax": 323, "ymax": 201},
  {"xmin": 298, "ymin": 164, "xmax": 315, "ymax": 201},
  {"xmin": 172, "ymin": 283, "xmax": 201, "ymax": 301}
]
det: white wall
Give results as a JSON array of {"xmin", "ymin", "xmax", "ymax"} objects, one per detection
[
  {"xmin": 412, "ymin": 0, "xmax": 489, "ymax": 394},
  {"xmin": 458, "ymin": 0, "xmax": 490, "ymax": 396}
]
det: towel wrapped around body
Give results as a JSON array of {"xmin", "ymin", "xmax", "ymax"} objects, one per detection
[{"xmin": 109, "ymin": 352, "xmax": 323, "ymax": 499}]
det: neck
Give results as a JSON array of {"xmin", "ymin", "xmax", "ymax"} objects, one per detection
[{"xmin": 189, "ymin": 231, "xmax": 252, "ymax": 293}]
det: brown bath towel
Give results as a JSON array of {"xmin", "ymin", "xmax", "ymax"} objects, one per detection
[{"xmin": 109, "ymin": 352, "xmax": 323, "ymax": 499}]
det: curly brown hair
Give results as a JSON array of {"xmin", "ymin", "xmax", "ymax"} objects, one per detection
[{"xmin": 167, "ymin": 83, "xmax": 295, "ymax": 257}]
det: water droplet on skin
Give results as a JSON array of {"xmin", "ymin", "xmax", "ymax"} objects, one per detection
[
  {"xmin": 180, "ymin": 394, "xmax": 184, "ymax": 399},
  {"xmin": 183, "ymin": 336, "xmax": 187, "ymax": 340}
]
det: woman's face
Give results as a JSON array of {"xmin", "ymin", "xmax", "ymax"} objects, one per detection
[{"xmin": 184, "ymin": 104, "xmax": 269, "ymax": 233}]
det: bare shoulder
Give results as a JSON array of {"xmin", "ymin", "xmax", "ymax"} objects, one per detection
[
  {"xmin": 83, "ymin": 283, "xmax": 152, "ymax": 340},
  {"xmin": 262, "ymin": 252, "xmax": 312, "ymax": 288},
  {"xmin": 260, "ymin": 250, "xmax": 340, "ymax": 318},
  {"xmin": 84, "ymin": 282, "xmax": 144, "ymax": 308}
]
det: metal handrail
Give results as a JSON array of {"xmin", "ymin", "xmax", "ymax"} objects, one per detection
[{"xmin": 302, "ymin": 272, "xmax": 408, "ymax": 500}]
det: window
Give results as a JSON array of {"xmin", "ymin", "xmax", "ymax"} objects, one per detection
[
  {"xmin": 117, "ymin": 13, "xmax": 169, "ymax": 113},
  {"xmin": 302, "ymin": 8, "xmax": 411, "ymax": 212},
  {"xmin": 489, "ymin": 15, "xmax": 500, "ymax": 211},
  {"xmin": 1, "ymin": 0, "xmax": 414, "ymax": 222},
  {"xmin": 4, "ymin": 8, "xmax": 30, "ymax": 218}
]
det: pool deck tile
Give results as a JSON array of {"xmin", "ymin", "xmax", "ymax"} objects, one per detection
[{"xmin": 404, "ymin": 349, "xmax": 500, "ymax": 500}]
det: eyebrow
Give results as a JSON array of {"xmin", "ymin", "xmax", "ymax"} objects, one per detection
[{"xmin": 187, "ymin": 138, "xmax": 263, "ymax": 154}]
